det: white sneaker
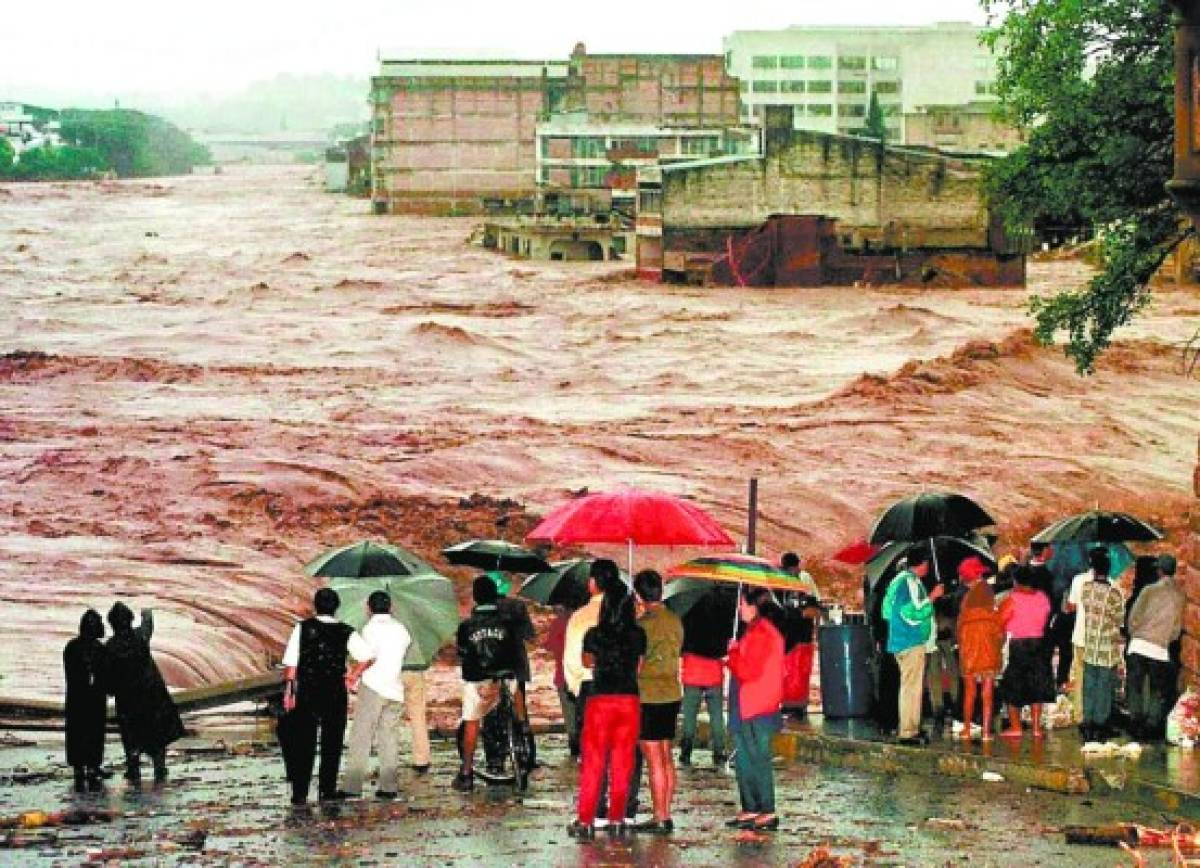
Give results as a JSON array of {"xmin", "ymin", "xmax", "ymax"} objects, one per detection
[{"xmin": 593, "ymin": 818, "xmax": 609, "ymax": 829}]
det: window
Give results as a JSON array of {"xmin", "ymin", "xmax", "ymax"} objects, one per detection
[
  {"xmin": 875, "ymin": 81, "xmax": 901, "ymax": 95},
  {"xmin": 752, "ymin": 80, "xmax": 779, "ymax": 93},
  {"xmin": 751, "ymin": 55, "xmax": 778, "ymax": 70},
  {"xmin": 843, "ymin": 104, "xmax": 867, "ymax": 118},
  {"xmin": 807, "ymin": 104, "xmax": 832, "ymax": 117},
  {"xmin": 780, "ymin": 56, "xmax": 806, "ymax": 69},
  {"xmin": 638, "ymin": 188, "xmax": 662, "ymax": 213},
  {"xmin": 873, "ymin": 56, "xmax": 899, "ymax": 71},
  {"xmin": 838, "ymin": 55, "xmax": 867, "ymax": 71},
  {"xmin": 881, "ymin": 104, "xmax": 900, "ymax": 117},
  {"xmin": 781, "ymin": 81, "xmax": 806, "ymax": 93},
  {"xmin": 807, "ymin": 55, "xmax": 832, "ymax": 70},
  {"xmin": 808, "ymin": 80, "xmax": 832, "ymax": 94},
  {"xmin": 682, "ymin": 136, "xmax": 719, "ymax": 155},
  {"xmin": 975, "ymin": 81, "xmax": 999, "ymax": 96},
  {"xmin": 839, "ymin": 81, "xmax": 866, "ymax": 94},
  {"xmin": 571, "ymin": 137, "xmax": 605, "ymax": 158}
]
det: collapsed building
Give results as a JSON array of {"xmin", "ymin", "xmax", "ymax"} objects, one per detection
[{"xmin": 635, "ymin": 106, "xmax": 1026, "ymax": 286}]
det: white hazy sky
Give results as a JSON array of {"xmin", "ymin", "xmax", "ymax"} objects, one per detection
[{"xmin": 4, "ymin": 0, "xmax": 990, "ymax": 103}]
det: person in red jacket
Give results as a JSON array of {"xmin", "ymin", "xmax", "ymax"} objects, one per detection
[{"xmin": 725, "ymin": 586, "xmax": 786, "ymax": 832}]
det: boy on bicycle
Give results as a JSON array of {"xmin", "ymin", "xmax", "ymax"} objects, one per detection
[{"xmin": 453, "ymin": 575, "xmax": 525, "ymax": 792}]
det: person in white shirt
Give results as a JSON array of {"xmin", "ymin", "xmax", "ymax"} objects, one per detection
[
  {"xmin": 340, "ymin": 591, "xmax": 412, "ymax": 799},
  {"xmin": 1063, "ymin": 547, "xmax": 1112, "ymax": 720}
]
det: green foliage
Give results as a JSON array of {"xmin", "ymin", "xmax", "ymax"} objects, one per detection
[
  {"xmin": 2, "ymin": 144, "xmax": 108, "ymax": 180},
  {"xmin": 59, "ymin": 109, "xmax": 210, "ymax": 178},
  {"xmin": 859, "ymin": 91, "xmax": 887, "ymax": 141},
  {"xmin": 983, "ymin": 0, "xmax": 1185, "ymax": 373},
  {"xmin": 0, "ymin": 138, "xmax": 14, "ymax": 175}
]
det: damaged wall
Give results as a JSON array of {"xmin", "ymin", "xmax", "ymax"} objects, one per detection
[{"xmin": 661, "ymin": 128, "xmax": 994, "ymax": 250}]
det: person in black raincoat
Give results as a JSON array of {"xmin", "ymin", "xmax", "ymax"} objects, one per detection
[
  {"xmin": 63, "ymin": 609, "xmax": 108, "ymax": 791},
  {"xmin": 105, "ymin": 602, "xmax": 184, "ymax": 784}
]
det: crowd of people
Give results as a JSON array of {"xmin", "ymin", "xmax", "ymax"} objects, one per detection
[
  {"xmin": 874, "ymin": 545, "xmax": 1187, "ymax": 745},
  {"xmin": 60, "ymin": 540, "xmax": 1187, "ymax": 836}
]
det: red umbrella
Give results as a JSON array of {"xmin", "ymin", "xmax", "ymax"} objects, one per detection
[
  {"xmin": 526, "ymin": 487, "xmax": 736, "ymax": 573},
  {"xmin": 832, "ymin": 538, "xmax": 881, "ymax": 566}
]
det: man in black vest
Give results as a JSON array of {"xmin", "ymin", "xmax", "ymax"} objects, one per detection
[{"xmin": 282, "ymin": 588, "xmax": 370, "ymax": 805}]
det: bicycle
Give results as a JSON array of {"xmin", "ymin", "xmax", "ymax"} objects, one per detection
[{"xmin": 473, "ymin": 672, "xmax": 532, "ymax": 793}]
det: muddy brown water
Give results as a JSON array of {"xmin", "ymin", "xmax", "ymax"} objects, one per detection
[{"xmin": 1, "ymin": 165, "xmax": 1197, "ymax": 708}]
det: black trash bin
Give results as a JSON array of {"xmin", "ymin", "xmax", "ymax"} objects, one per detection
[{"xmin": 818, "ymin": 620, "xmax": 874, "ymax": 719}]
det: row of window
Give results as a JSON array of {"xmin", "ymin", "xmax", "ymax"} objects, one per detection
[
  {"xmin": 750, "ymin": 54, "xmax": 899, "ymax": 71},
  {"xmin": 542, "ymin": 135, "xmax": 724, "ymax": 159},
  {"xmin": 747, "ymin": 79, "xmax": 901, "ymax": 95}
]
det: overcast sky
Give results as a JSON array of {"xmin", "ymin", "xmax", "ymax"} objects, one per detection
[{"xmin": 4, "ymin": 0, "xmax": 991, "ymax": 103}]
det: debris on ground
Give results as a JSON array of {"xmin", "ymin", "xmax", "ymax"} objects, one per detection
[
  {"xmin": 1066, "ymin": 823, "xmax": 1200, "ymax": 854},
  {"xmin": 795, "ymin": 845, "xmax": 855, "ymax": 867},
  {"xmin": 1080, "ymin": 742, "xmax": 1143, "ymax": 760},
  {"xmin": 925, "ymin": 817, "xmax": 971, "ymax": 831},
  {"xmin": 981, "ymin": 772, "xmax": 1004, "ymax": 782}
]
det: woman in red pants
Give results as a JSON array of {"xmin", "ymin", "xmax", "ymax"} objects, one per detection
[{"xmin": 569, "ymin": 586, "xmax": 647, "ymax": 839}]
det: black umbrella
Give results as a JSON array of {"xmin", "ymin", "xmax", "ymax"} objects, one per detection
[
  {"xmin": 865, "ymin": 535, "xmax": 996, "ymax": 592},
  {"xmin": 304, "ymin": 540, "xmax": 436, "ymax": 579},
  {"xmin": 869, "ymin": 492, "xmax": 995, "ymax": 545},
  {"xmin": 518, "ymin": 559, "xmax": 593, "ymax": 608},
  {"xmin": 664, "ymin": 579, "xmax": 738, "ymax": 658},
  {"xmin": 1030, "ymin": 510, "xmax": 1162, "ymax": 544},
  {"xmin": 442, "ymin": 539, "xmax": 551, "ymax": 574}
]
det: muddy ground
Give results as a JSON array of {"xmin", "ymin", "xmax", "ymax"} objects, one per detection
[
  {"xmin": 0, "ymin": 728, "xmax": 1186, "ymax": 866},
  {"xmin": 0, "ymin": 165, "xmax": 1197, "ymax": 708}
]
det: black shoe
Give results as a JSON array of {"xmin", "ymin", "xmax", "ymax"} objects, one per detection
[
  {"xmin": 725, "ymin": 816, "xmax": 756, "ymax": 829},
  {"xmin": 712, "ymin": 751, "xmax": 728, "ymax": 767},
  {"xmin": 678, "ymin": 738, "xmax": 693, "ymax": 766},
  {"xmin": 319, "ymin": 790, "xmax": 351, "ymax": 802},
  {"xmin": 567, "ymin": 820, "xmax": 595, "ymax": 840},
  {"xmin": 635, "ymin": 818, "xmax": 674, "ymax": 834},
  {"xmin": 752, "ymin": 815, "xmax": 780, "ymax": 831},
  {"xmin": 375, "ymin": 791, "xmax": 397, "ymax": 800},
  {"xmin": 73, "ymin": 771, "xmax": 87, "ymax": 793},
  {"xmin": 607, "ymin": 822, "xmax": 628, "ymax": 837},
  {"xmin": 451, "ymin": 770, "xmax": 474, "ymax": 792},
  {"xmin": 290, "ymin": 795, "xmax": 308, "ymax": 806},
  {"xmin": 897, "ymin": 736, "xmax": 923, "ymax": 747},
  {"xmin": 411, "ymin": 765, "xmax": 430, "ymax": 776}
]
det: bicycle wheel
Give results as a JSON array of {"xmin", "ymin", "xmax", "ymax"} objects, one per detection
[{"xmin": 505, "ymin": 707, "xmax": 529, "ymax": 793}]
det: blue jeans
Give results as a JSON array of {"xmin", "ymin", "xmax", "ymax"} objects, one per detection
[
  {"xmin": 733, "ymin": 716, "xmax": 776, "ymax": 814},
  {"xmin": 680, "ymin": 685, "xmax": 726, "ymax": 753},
  {"xmin": 1082, "ymin": 663, "xmax": 1117, "ymax": 727}
]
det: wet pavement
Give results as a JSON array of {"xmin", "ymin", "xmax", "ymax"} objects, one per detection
[{"xmin": 1, "ymin": 725, "xmax": 1192, "ymax": 866}]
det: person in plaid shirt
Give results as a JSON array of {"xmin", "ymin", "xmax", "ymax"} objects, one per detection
[{"xmin": 1078, "ymin": 568, "xmax": 1126, "ymax": 741}]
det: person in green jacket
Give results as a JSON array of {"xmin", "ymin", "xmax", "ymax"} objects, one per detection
[{"xmin": 881, "ymin": 551, "xmax": 944, "ymax": 745}]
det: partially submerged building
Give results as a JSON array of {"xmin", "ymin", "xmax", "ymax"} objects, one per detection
[
  {"xmin": 636, "ymin": 106, "xmax": 1025, "ymax": 286},
  {"xmin": 370, "ymin": 45, "xmax": 749, "ymax": 216}
]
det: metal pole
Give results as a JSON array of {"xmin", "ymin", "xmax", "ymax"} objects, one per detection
[{"xmin": 747, "ymin": 477, "xmax": 759, "ymax": 555}]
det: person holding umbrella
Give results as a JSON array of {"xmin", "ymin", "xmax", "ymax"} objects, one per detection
[
  {"xmin": 881, "ymin": 550, "xmax": 944, "ymax": 745},
  {"xmin": 340, "ymin": 591, "xmax": 412, "ymax": 800},
  {"xmin": 725, "ymin": 586, "xmax": 786, "ymax": 832},
  {"xmin": 779, "ymin": 552, "xmax": 821, "ymax": 722},
  {"xmin": 1064, "ymin": 547, "xmax": 1115, "ymax": 720}
]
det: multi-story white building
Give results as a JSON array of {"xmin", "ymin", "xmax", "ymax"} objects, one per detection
[{"xmin": 724, "ymin": 22, "xmax": 1018, "ymax": 151}]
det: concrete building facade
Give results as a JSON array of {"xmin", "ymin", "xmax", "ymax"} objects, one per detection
[
  {"xmin": 370, "ymin": 46, "xmax": 746, "ymax": 214},
  {"xmin": 636, "ymin": 106, "xmax": 1025, "ymax": 286},
  {"xmin": 723, "ymin": 22, "xmax": 1020, "ymax": 151}
]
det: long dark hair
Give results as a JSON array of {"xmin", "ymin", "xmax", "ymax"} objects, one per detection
[
  {"xmin": 742, "ymin": 586, "xmax": 786, "ymax": 633},
  {"xmin": 598, "ymin": 586, "xmax": 636, "ymax": 632}
]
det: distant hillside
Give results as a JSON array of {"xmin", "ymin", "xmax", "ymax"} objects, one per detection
[{"xmin": 159, "ymin": 74, "xmax": 369, "ymax": 135}]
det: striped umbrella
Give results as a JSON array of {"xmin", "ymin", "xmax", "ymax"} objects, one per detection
[{"xmin": 665, "ymin": 552, "xmax": 807, "ymax": 591}]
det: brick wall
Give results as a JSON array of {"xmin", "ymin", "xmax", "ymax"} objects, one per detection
[{"xmin": 661, "ymin": 129, "xmax": 991, "ymax": 249}]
